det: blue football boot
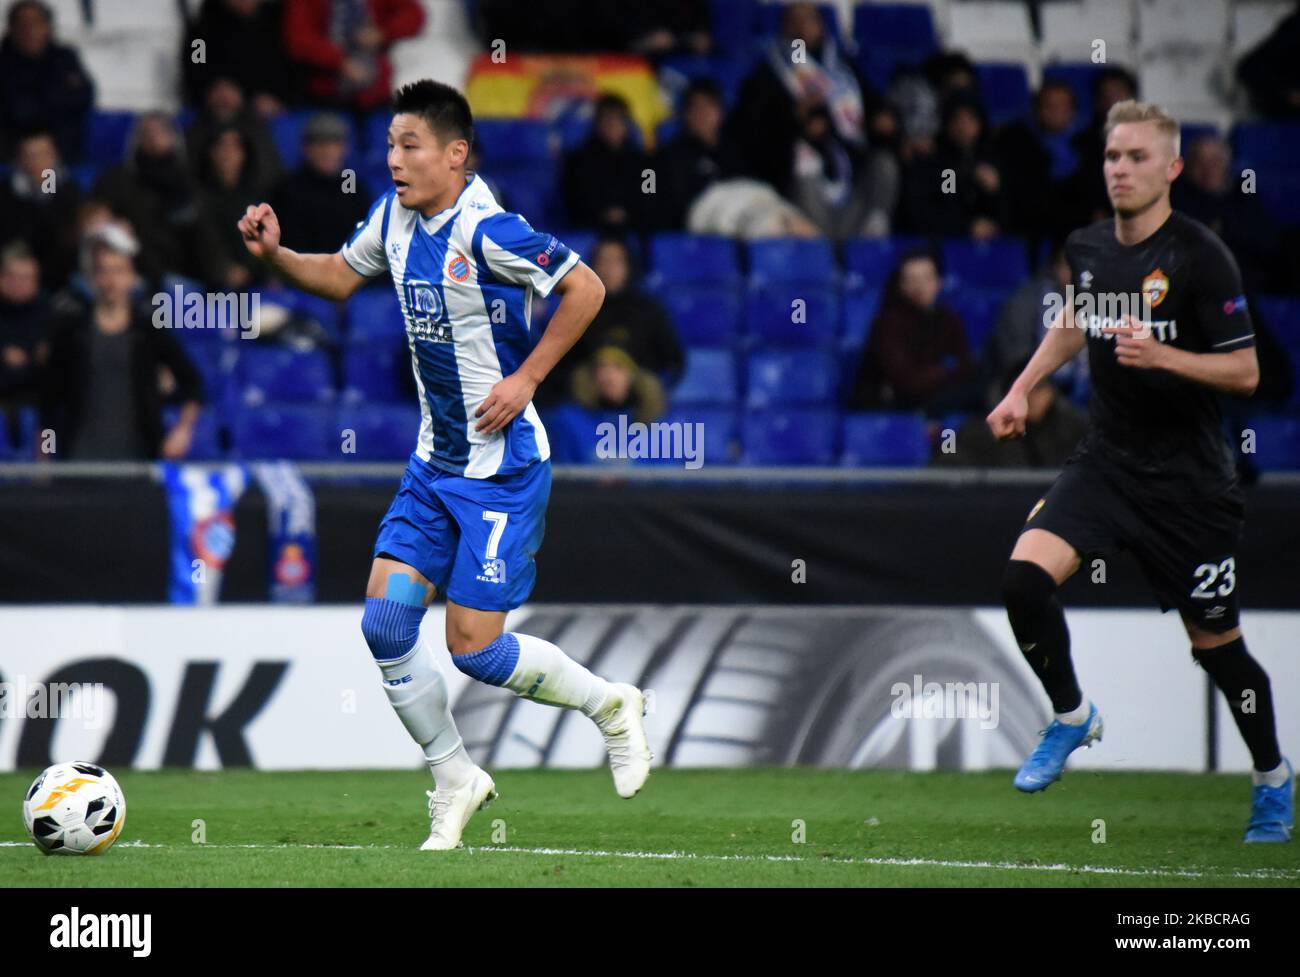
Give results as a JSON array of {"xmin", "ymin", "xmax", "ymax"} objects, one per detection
[
  {"xmin": 1014, "ymin": 702, "xmax": 1103, "ymax": 792},
  {"xmin": 1244, "ymin": 758, "xmax": 1294, "ymax": 843}
]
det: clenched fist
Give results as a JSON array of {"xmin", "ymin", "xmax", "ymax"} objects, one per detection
[{"xmin": 238, "ymin": 203, "xmax": 282, "ymax": 261}]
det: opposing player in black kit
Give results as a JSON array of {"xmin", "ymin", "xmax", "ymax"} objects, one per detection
[{"xmin": 986, "ymin": 101, "xmax": 1292, "ymax": 842}]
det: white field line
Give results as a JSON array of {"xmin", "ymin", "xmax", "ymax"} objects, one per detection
[{"xmin": 1, "ymin": 840, "xmax": 1296, "ymax": 881}]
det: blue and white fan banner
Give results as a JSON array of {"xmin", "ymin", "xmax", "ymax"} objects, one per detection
[
  {"xmin": 161, "ymin": 463, "xmax": 248, "ymax": 604},
  {"xmin": 251, "ymin": 461, "xmax": 317, "ymax": 604}
]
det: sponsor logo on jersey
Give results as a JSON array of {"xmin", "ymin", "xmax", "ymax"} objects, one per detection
[
  {"xmin": 537, "ymin": 235, "xmax": 560, "ymax": 267},
  {"xmin": 403, "ymin": 280, "xmax": 453, "ymax": 342},
  {"xmin": 1222, "ymin": 294, "xmax": 1248, "ymax": 315},
  {"xmin": 447, "ymin": 253, "xmax": 471, "ymax": 282},
  {"xmin": 1142, "ymin": 268, "xmax": 1169, "ymax": 308}
]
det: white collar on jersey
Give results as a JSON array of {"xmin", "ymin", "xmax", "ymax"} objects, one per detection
[{"xmin": 416, "ymin": 172, "xmax": 497, "ymax": 232}]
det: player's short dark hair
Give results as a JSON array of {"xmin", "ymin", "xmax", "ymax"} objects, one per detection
[{"xmin": 391, "ymin": 79, "xmax": 474, "ymax": 148}]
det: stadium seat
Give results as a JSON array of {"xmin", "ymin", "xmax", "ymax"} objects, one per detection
[
  {"xmin": 1040, "ymin": 0, "xmax": 1136, "ymax": 65},
  {"xmin": 259, "ymin": 287, "xmax": 342, "ymax": 342},
  {"xmin": 474, "ymin": 118, "xmax": 556, "ymax": 164},
  {"xmin": 707, "ymin": 0, "xmax": 761, "ymax": 58},
  {"xmin": 1253, "ymin": 295, "xmax": 1300, "ymax": 347},
  {"xmin": 953, "ymin": 287, "xmax": 1010, "ymax": 354},
  {"xmin": 554, "ymin": 230, "xmax": 597, "ymax": 261},
  {"xmin": 648, "ymin": 233, "xmax": 741, "ymax": 287},
  {"xmin": 974, "ymin": 63, "xmax": 1032, "ymax": 127},
  {"xmin": 1244, "ymin": 416, "xmax": 1300, "ymax": 472},
  {"xmin": 238, "ymin": 347, "xmax": 336, "ymax": 406},
  {"xmin": 84, "ymin": 110, "xmax": 135, "ymax": 163},
  {"xmin": 342, "ymin": 343, "xmax": 413, "ymax": 403},
  {"xmin": 162, "ymin": 405, "xmax": 224, "ymax": 460},
  {"xmin": 1233, "ymin": 122, "xmax": 1300, "ymax": 167},
  {"xmin": 745, "ymin": 283, "xmax": 841, "ymax": 347},
  {"xmin": 840, "ymin": 412, "xmax": 932, "ymax": 467},
  {"xmin": 1137, "ymin": 0, "xmax": 1230, "ymax": 48},
  {"xmin": 661, "ymin": 406, "xmax": 739, "ymax": 466},
  {"xmin": 673, "ymin": 349, "xmax": 739, "ymax": 406},
  {"xmin": 843, "ymin": 235, "xmax": 927, "ymax": 289},
  {"xmin": 335, "ymin": 404, "xmax": 422, "ymax": 461},
  {"xmin": 347, "ymin": 287, "xmax": 405, "ymax": 343},
  {"xmin": 746, "ymin": 237, "xmax": 839, "ymax": 286},
  {"xmin": 942, "ymin": 237, "xmax": 1029, "ymax": 290},
  {"xmin": 740, "ymin": 408, "xmax": 838, "ymax": 465},
  {"xmin": 662, "ymin": 284, "xmax": 743, "ymax": 348},
  {"xmin": 656, "ymin": 55, "xmax": 752, "ymax": 109},
  {"xmin": 949, "ymin": 2, "xmax": 1037, "ymax": 68},
  {"xmin": 233, "ymin": 404, "xmax": 337, "ymax": 460},
  {"xmin": 540, "ymin": 404, "xmax": 616, "ymax": 464},
  {"xmin": 852, "ymin": 3, "xmax": 938, "ymax": 90},
  {"xmin": 745, "ymin": 349, "xmax": 839, "ymax": 408},
  {"xmin": 492, "ymin": 162, "xmax": 559, "ymax": 228},
  {"xmin": 841, "ymin": 284, "xmax": 881, "ymax": 357}
]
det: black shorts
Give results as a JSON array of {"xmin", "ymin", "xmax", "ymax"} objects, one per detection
[{"xmin": 1022, "ymin": 452, "xmax": 1245, "ymax": 632}]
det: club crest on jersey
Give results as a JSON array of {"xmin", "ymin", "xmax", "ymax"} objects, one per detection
[
  {"xmin": 1142, "ymin": 268, "xmax": 1169, "ymax": 308},
  {"xmin": 403, "ymin": 280, "xmax": 452, "ymax": 342},
  {"xmin": 447, "ymin": 252, "xmax": 471, "ymax": 282}
]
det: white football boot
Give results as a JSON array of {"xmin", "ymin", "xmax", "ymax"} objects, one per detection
[
  {"xmin": 420, "ymin": 767, "xmax": 498, "ymax": 851},
  {"xmin": 593, "ymin": 683, "xmax": 653, "ymax": 798}
]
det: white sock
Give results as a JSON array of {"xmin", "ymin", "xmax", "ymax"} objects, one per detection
[
  {"xmin": 1252, "ymin": 761, "xmax": 1290, "ymax": 788},
  {"xmin": 502, "ymin": 632, "xmax": 614, "ymax": 717},
  {"xmin": 377, "ymin": 636, "xmax": 474, "ymax": 788},
  {"xmin": 1055, "ymin": 697, "xmax": 1091, "ymax": 726}
]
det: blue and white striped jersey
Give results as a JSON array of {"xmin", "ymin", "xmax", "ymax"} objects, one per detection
[{"xmin": 340, "ymin": 173, "xmax": 579, "ymax": 477}]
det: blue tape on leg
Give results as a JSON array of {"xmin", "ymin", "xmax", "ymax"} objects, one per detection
[{"xmin": 384, "ymin": 572, "xmax": 429, "ymax": 608}]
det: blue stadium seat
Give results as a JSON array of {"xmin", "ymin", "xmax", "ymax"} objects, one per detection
[
  {"xmin": 260, "ymin": 287, "xmax": 342, "ymax": 341},
  {"xmin": 493, "ymin": 163, "xmax": 559, "ymax": 228},
  {"xmin": 853, "ymin": 4, "xmax": 938, "ymax": 89},
  {"xmin": 1232, "ymin": 122, "xmax": 1300, "ymax": 167},
  {"xmin": 745, "ymin": 283, "xmax": 841, "ymax": 346},
  {"xmin": 942, "ymin": 237, "xmax": 1029, "ymax": 290},
  {"xmin": 661, "ymin": 406, "xmax": 739, "ymax": 466},
  {"xmin": 474, "ymin": 118, "xmax": 556, "ymax": 164},
  {"xmin": 745, "ymin": 349, "xmax": 839, "ymax": 408},
  {"xmin": 84, "ymin": 110, "xmax": 135, "ymax": 163},
  {"xmin": 840, "ymin": 411, "xmax": 931, "ymax": 466},
  {"xmin": 955, "ymin": 287, "xmax": 1009, "ymax": 354},
  {"xmin": 553, "ymin": 229, "xmax": 597, "ymax": 261},
  {"xmin": 975, "ymin": 63, "xmax": 1032, "ymax": 127},
  {"xmin": 233, "ymin": 404, "xmax": 337, "ymax": 460},
  {"xmin": 657, "ymin": 55, "xmax": 752, "ymax": 109},
  {"xmin": 1253, "ymin": 295, "xmax": 1300, "ymax": 346},
  {"xmin": 541, "ymin": 404, "xmax": 618, "ymax": 463},
  {"xmin": 238, "ymin": 347, "xmax": 335, "ymax": 405},
  {"xmin": 741, "ymin": 408, "xmax": 838, "ymax": 465},
  {"xmin": 841, "ymin": 284, "xmax": 881, "ymax": 356},
  {"xmin": 1256, "ymin": 170, "xmax": 1300, "ymax": 228},
  {"xmin": 342, "ymin": 343, "xmax": 411, "ymax": 403},
  {"xmin": 1245, "ymin": 417, "xmax": 1300, "ymax": 472},
  {"xmin": 347, "ymin": 287, "xmax": 405, "ymax": 343},
  {"xmin": 843, "ymin": 235, "xmax": 927, "ymax": 289},
  {"xmin": 707, "ymin": 0, "xmax": 760, "ymax": 57},
  {"xmin": 662, "ymin": 284, "xmax": 743, "ymax": 347},
  {"xmin": 335, "ymin": 404, "xmax": 422, "ymax": 460},
  {"xmin": 673, "ymin": 349, "xmax": 739, "ymax": 405},
  {"xmin": 162, "ymin": 406, "xmax": 224, "ymax": 460},
  {"xmin": 746, "ymin": 237, "xmax": 839, "ymax": 286},
  {"xmin": 648, "ymin": 233, "xmax": 741, "ymax": 286}
]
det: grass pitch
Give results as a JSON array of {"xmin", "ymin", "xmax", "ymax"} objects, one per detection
[{"xmin": 1, "ymin": 768, "xmax": 1296, "ymax": 887}]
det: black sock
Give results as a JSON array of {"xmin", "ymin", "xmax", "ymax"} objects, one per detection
[
  {"xmin": 1002, "ymin": 560, "xmax": 1082, "ymax": 714},
  {"xmin": 1193, "ymin": 637, "xmax": 1283, "ymax": 773}
]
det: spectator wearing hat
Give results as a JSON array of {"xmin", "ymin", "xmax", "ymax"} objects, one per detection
[
  {"xmin": 569, "ymin": 344, "xmax": 667, "ymax": 425},
  {"xmin": 269, "ymin": 112, "xmax": 370, "ymax": 255}
]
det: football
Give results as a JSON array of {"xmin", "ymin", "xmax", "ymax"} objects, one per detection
[{"xmin": 22, "ymin": 762, "xmax": 126, "ymax": 856}]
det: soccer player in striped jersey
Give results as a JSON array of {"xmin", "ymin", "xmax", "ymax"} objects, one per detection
[{"xmin": 238, "ymin": 80, "xmax": 652, "ymax": 850}]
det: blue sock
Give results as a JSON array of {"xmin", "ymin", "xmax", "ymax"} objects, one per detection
[{"xmin": 452, "ymin": 633, "xmax": 520, "ymax": 686}]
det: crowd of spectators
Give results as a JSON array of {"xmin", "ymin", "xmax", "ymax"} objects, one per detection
[{"xmin": 0, "ymin": 0, "xmax": 1296, "ymax": 468}]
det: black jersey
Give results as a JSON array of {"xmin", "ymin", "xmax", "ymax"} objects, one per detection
[{"xmin": 1063, "ymin": 210, "xmax": 1255, "ymax": 494}]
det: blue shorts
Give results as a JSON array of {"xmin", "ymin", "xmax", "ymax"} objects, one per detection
[{"xmin": 373, "ymin": 455, "xmax": 552, "ymax": 611}]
